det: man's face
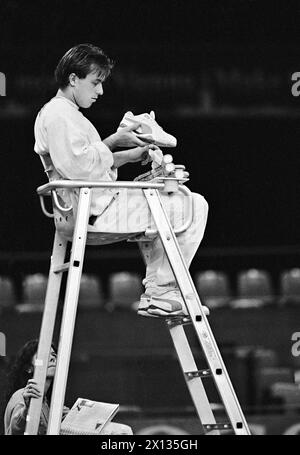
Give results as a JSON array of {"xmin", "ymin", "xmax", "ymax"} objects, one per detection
[{"xmin": 72, "ymin": 70, "xmax": 104, "ymax": 108}]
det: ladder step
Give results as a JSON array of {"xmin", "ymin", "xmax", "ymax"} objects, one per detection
[
  {"xmin": 166, "ymin": 316, "xmax": 191, "ymax": 328},
  {"xmin": 185, "ymin": 369, "xmax": 212, "ymax": 379},
  {"xmin": 204, "ymin": 423, "xmax": 233, "ymax": 431},
  {"xmin": 52, "ymin": 262, "xmax": 70, "ymax": 273}
]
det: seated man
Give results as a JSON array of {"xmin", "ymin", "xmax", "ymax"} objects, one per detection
[{"xmin": 34, "ymin": 43, "xmax": 209, "ymax": 318}]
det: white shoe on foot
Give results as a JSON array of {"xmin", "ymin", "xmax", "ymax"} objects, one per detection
[{"xmin": 138, "ymin": 286, "xmax": 210, "ymax": 318}]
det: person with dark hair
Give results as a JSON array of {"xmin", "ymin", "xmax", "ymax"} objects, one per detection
[
  {"xmin": 54, "ymin": 43, "xmax": 114, "ymax": 90},
  {"xmin": 4, "ymin": 340, "xmax": 133, "ymax": 435},
  {"xmin": 35, "ymin": 43, "xmax": 155, "ymax": 230},
  {"xmin": 4, "ymin": 339, "xmax": 61, "ymax": 435},
  {"xmin": 34, "ymin": 43, "xmax": 209, "ymax": 318}
]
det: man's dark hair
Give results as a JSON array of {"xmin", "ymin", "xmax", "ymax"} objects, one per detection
[{"xmin": 54, "ymin": 43, "xmax": 114, "ymax": 88}]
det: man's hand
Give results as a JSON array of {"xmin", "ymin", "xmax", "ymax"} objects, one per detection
[
  {"xmin": 104, "ymin": 124, "xmax": 147, "ymax": 150},
  {"xmin": 112, "ymin": 144, "xmax": 160, "ymax": 169},
  {"xmin": 127, "ymin": 144, "xmax": 159, "ymax": 164},
  {"xmin": 22, "ymin": 379, "xmax": 42, "ymax": 408}
]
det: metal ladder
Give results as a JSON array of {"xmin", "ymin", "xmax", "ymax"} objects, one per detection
[
  {"xmin": 24, "ymin": 179, "xmax": 250, "ymax": 435},
  {"xmin": 139, "ymin": 188, "xmax": 250, "ymax": 435}
]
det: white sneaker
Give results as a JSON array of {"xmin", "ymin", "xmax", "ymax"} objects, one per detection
[
  {"xmin": 137, "ymin": 292, "xmax": 159, "ymax": 318},
  {"xmin": 138, "ymin": 287, "xmax": 210, "ymax": 318},
  {"xmin": 118, "ymin": 111, "xmax": 177, "ymax": 148}
]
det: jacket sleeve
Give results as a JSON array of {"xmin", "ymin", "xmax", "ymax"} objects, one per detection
[
  {"xmin": 45, "ymin": 115, "xmax": 114, "ymax": 180},
  {"xmin": 5, "ymin": 399, "xmax": 28, "ymax": 435}
]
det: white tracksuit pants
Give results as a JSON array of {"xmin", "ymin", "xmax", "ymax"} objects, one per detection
[{"xmin": 93, "ymin": 187, "xmax": 209, "ymax": 287}]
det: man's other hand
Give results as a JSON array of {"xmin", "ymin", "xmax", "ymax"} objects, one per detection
[
  {"xmin": 111, "ymin": 124, "xmax": 147, "ymax": 148},
  {"xmin": 127, "ymin": 144, "xmax": 159, "ymax": 164}
]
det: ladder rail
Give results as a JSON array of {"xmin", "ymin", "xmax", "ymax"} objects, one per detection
[
  {"xmin": 167, "ymin": 323, "xmax": 220, "ymax": 435},
  {"xmin": 24, "ymin": 231, "xmax": 67, "ymax": 435},
  {"xmin": 143, "ymin": 188, "xmax": 250, "ymax": 435},
  {"xmin": 138, "ymin": 242, "xmax": 219, "ymax": 435},
  {"xmin": 47, "ymin": 188, "xmax": 91, "ymax": 434}
]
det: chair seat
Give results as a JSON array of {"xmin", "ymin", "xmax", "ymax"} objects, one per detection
[
  {"xmin": 86, "ymin": 230, "xmax": 143, "ymax": 245},
  {"xmin": 54, "ymin": 209, "xmax": 144, "ymax": 245}
]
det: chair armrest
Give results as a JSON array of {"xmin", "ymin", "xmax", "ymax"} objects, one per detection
[
  {"xmin": 36, "ymin": 180, "xmax": 165, "ymax": 196},
  {"xmin": 37, "ymin": 180, "xmax": 194, "ymax": 234}
]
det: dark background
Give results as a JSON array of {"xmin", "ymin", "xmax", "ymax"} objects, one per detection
[
  {"xmin": 1, "ymin": 0, "xmax": 300, "ymax": 252},
  {"xmin": 1, "ymin": 0, "xmax": 300, "ymax": 435}
]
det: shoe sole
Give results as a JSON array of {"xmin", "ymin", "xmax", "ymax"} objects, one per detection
[
  {"xmin": 147, "ymin": 307, "xmax": 187, "ymax": 317},
  {"xmin": 135, "ymin": 133, "xmax": 176, "ymax": 148},
  {"xmin": 137, "ymin": 309, "xmax": 161, "ymax": 318},
  {"xmin": 138, "ymin": 301, "xmax": 187, "ymax": 318},
  {"xmin": 138, "ymin": 309, "xmax": 186, "ymax": 318}
]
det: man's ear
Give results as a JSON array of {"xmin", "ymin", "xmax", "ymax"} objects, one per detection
[{"xmin": 69, "ymin": 73, "xmax": 76, "ymax": 87}]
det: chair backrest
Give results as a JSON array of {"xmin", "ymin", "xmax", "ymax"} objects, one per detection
[
  {"xmin": 39, "ymin": 153, "xmax": 77, "ymax": 240},
  {"xmin": 39, "ymin": 154, "xmax": 55, "ymax": 181},
  {"xmin": 78, "ymin": 274, "xmax": 104, "ymax": 309},
  {"xmin": 194, "ymin": 270, "xmax": 231, "ymax": 308},
  {"xmin": 237, "ymin": 269, "xmax": 273, "ymax": 299},
  {"xmin": 0, "ymin": 276, "xmax": 17, "ymax": 309},
  {"xmin": 280, "ymin": 268, "xmax": 300, "ymax": 301},
  {"xmin": 38, "ymin": 155, "xmax": 142, "ymax": 245},
  {"xmin": 107, "ymin": 272, "xmax": 142, "ymax": 310}
]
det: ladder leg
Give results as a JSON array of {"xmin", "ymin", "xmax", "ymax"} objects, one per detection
[
  {"xmin": 47, "ymin": 188, "xmax": 91, "ymax": 435},
  {"xmin": 143, "ymin": 189, "xmax": 250, "ymax": 435},
  {"xmin": 139, "ymin": 237, "xmax": 218, "ymax": 434},
  {"xmin": 25, "ymin": 230, "xmax": 67, "ymax": 435},
  {"xmin": 139, "ymin": 240, "xmax": 218, "ymax": 434},
  {"xmin": 167, "ymin": 321, "xmax": 220, "ymax": 435}
]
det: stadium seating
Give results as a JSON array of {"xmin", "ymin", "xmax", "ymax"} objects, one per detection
[
  {"xmin": 17, "ymin": 273, "xmax": 48, "ymax": 312},
  {"xmin": 0, "ymin": 276, "xmax": 17, "ymax": 312},
  {"xmin": 107, "ymin": 272, "xmax": 143, "ymax": 311},
  {"xmin": 279, "ymin": 268, "xmax": 300, "ymax": 305},
  {"xmin": 78, "ymin": 274, "xmax": 104, "ymax": 309},
  {"xmin": 194, "ymin": 270, "xmax": 231, "ymax": 308},
  {"xmin": 269, "ymin": 382, "xmax": 300, "ymax": 411},
  {"xmin": 231, "ymin": 269, "xmax": 274, "ymax": 308}
]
